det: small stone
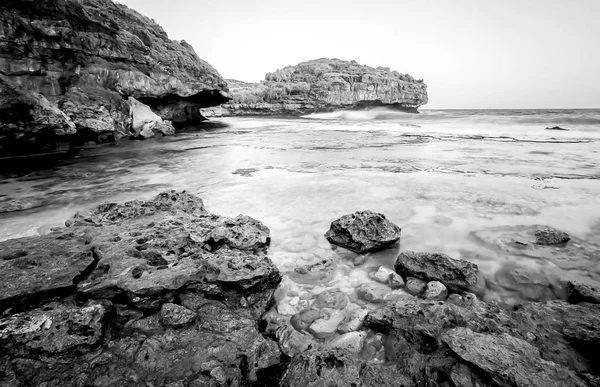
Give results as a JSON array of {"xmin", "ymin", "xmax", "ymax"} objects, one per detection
[
  {"xmin": 308, "ymin": 309, "xmax": 346, "ymax": 339},
  {"xmin": 277, "ymin": 303, "xmax": 297, "ymax": 315},
  {"xmin": 276, "ymin": 325, "xmax": 315, "ymax": 357},
  {"xmin": 423, "ymin": 281, "xmax": 448, "ymax": 300},
  {"xmin": 406, "ymin": 277, "xmax": 427, "ymax": 296},
  {"xmin": 314, "ymin": 288, "xmax": 349, "ymax": 309},
  {"xmin": 160, "ymin": 303, "xmax": 196, "ymax": 327},
  {"xmin": 291, "ymin": 309, "xmax": 321, "ymax": 332},
  {"xmin": 369, "ymin": 266, "xmax": 395, "ymax": 284},
  {"xmin": 534, "ymin": 228, "xmax": 570, "ymax": 245},
  {"xmin": 300, "ymin": 292, "xmax": 313, "ymax": 300},
  {"xmin": 338, "ymin": 309, "xmax": 369, "ymax": 333},
  {"xmin": 447, "ymin": 293, "xmax": 464, "ymax": 305},
  {"xmin": 326, "ymin": 331, "xmax": 366, "ymax": 354},
  {"xmin": 566, "ymin": 280, "xmax": 600, "ymax": 304},
  {"xmin": 389, "ymin": 272, "xmax": 405, "ymax": 289},
  {"xmin": 356, "ymin": 283, "xmax": 388, "ymax": 303},
  {"xmin": 353, "ymin": 255, "xmax": 368, "ymax": 266}
]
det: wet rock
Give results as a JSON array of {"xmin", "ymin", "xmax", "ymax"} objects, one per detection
[
  {"xmin": 567, "ymin": 280, "xmax": 600, "ymax": 304},
  {"xmin": 356, "ymin": 283, "xmax": 389, "ymax": 303},
  {"xmin": 395, "ymin": 251, "xmax": 479, "ymax": 292},
  {"xmin": 447, "ymin": 293, "xmax": 464, "ymax": 305},
  {"xmin": 308, "ymin": 309, "xmax": 346, "ymax": 339},
  {"xmin": 0, "ymin": 232, "xmax": 98, "ymax": 313},
  {"xmin": 325, "ymin": 331, "xmax": 366, "ymax": 354},
  {"xmin": 206, "ymin": 214, "xmax": 271, "ymax": 251},
  {"xmin": 535, "ymin": 227, "xmax": 570, "ymax": 245},
  {"xmin": 324, "ymin": 210, "xmax": 401, "ymax": 253},
  {"xmin": 129, "ymin": 97, "xmax": 175, "ymax": 138},
  {"xmin": 405, "ymin": 277, "xmax": 427, "ymax": 296},
  {"xmin": 290, "ymin": 259, "xmax": 336, "ymax": 284},
  {"xmin": 0, "ymin": 198, "xmax": 45, "ymax": 213},
  {"xmin": 338, "ymin": 309, "xmax": 369, "ymax": 333},
  {"xmin": 369, "ymin": 266, "xmax": 395, "ymax": 284},
  {"xmin": 314, "ymin": 288, "xmax": 349, "ymax": 310},
  {"xmin": 276, "ymin": 325, "xmax": 316, "ymax": 357},
  {"xmin": 494, "ymin": 264, "xmax": 557, "ymax": 301},
  {"xmin": 389, "ymin": 272, "xmax": 405, "ymax": 289},
  {"xmin": 442, "ymin": 327, "xmax": 587, "ymax": 387},
  {"xmin": 280, "ymin": 349, "xmax": 412, "ymax": 387},
  {"xmin": 160, "ymin": 303, "xmax": 196, "ymax": 327},
  {"xmin": 291, "ymin": 309, "xmax": 321, "ymax": 332},
  {"xmin": 423, "ymin": 281, "xmax": 448, "ymax": 301}
]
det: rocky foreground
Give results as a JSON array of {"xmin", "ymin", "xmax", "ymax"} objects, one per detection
[
  {"xmin": 0, "ymin": 0, "xmax": 229, "ymax": 156},
  {"xmin": 200, "ymin": 59, "xmax": 428, "ymax": 117},
  {"xmin": 1, "ymin": 192, "xmax": 599, "ymax": 387}
]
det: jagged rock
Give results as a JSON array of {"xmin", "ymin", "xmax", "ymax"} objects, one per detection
[
  {"xmin": 0, "ymin": 0, "xmax": 228, "ymax": 155},
  {"xmin": 0, "ymin": 191, "xmax": 283, "ymax": 386},
  {"xmin": 0, "ymin": 232, "xmax": 98, "ymax": 313},
  {"xmin": 201, "ymin": 59, "xmax": 428, "ymax": 117},
  {"xmin": 442, "ymin": 327, "xmax": 587, "ymax": 387},
  {"xmin": 160, "ymin": 303, "xmax": 196, "ymax": 327},
  {"xmin": 405, "ymin": 277, "xmax": 427, "ymax": 296},
  {"xmin": 423, "ymin": 281, "xmax": 448, "ymax": 301},
  {"xmin": 338, "ymin": 309, "xmax": 369, "ymax": 333},
  {"xmin": 280, "ymin": 349, "xmax": 412, "ymax": 387},
  {"xmin": 325, "ymin": 331, "xmax": 366, "ymax": 354},
  {"xmin": 314, "ymin": 288, "xmax": 349, "ymax": 309},
  {"xmin": 206, "ymin": 214, "xmax": 271, "ymax": 251},
  {"xmin": 535, "ymin": 227, "xmax": 570, "ymax": 245},
  {"xmin": 546, "ymin": 126, "xmax": 570, "ymax": 131},
  {"xmin": 325, "ymin": 210, "xmax": 401, "ymax": 253},
  {"xmin": 395, "ymin": 251, "xmax": 479, "ymax": 292},
  {"xmin": 276, "ymin": 325, "xmax": 316, "ymax": 357},
  {"xmin": 567, "ymin": 280, "xmax": 600, "ymax": 304}
]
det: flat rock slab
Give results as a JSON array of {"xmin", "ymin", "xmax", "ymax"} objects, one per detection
[
  {"xmin": 394, "ymin": 251, "xmax": 479, "ymax": 292},
  {"xmin": 325, "ymin": 210, "xmax": 401, "ymax": 253},
  {"xmin": 442, "ymin": 327, "xmax": 587, "ymax": 387},
  {"xmin": 0, "ymin": 231, "xmax": 98, "ymax": 313}
]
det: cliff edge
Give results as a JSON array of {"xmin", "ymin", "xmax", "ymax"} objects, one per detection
[
  {"xmin": 0, "ymin": 0, "xmax": 229, "ymax": 156},
  {"xmin": 200, "ymin": 58, "xmax": 428, "ymax": 117}
]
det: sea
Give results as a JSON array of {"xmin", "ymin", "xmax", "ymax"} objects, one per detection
[{"xmin": 1, "ymin": 108, "xmax": 600, "ymax": 309}]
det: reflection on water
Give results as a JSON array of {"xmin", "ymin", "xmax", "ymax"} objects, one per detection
[{"xmin": 1, "ymin": 110, "xmax": 600, "ymax": 313}]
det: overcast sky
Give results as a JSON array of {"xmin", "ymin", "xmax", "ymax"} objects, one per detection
[{"xmin": 116, "ymin": 0, "xmax": 599, "ymax": 109}]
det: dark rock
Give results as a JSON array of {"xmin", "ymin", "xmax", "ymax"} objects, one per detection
[
  {"xmin": 356, "ymin": 283, "xmax": 389, "ymax": 303},
  {"xmin": 442, "ymin": 327, "xmax": 587, "ymax": 387},
  {"xmin": 325, "ymin": 210, "xmax": 401, "ymax": 253},
  {"xmin": 279, "ymin": 349, "xmax": 412, "ymax": 387},
  {"xmin": 276, "ymin": 325, "xmax": 316, "ymax": 357},
  {"xmin": 567, "ymin": 280, "xmax": 600, "ymax": 304},
  {"xmin": 405, "ymin": 277, "xmax": 427, "ymax": 296},
  {"xmin": 205, "ymin": 214, "xmax": 271, "ymax": 251},
  {"xmin": 546, "ymin": 126, "xmax": 570, "ymax": 131},
  {"xmin": 535, "ymin": 227, "xmax": 570, "ymax": 245},
  {"xmin": 395, "ymin": 251, "xmax": 479, "ymax": 292},
  {"xmin": 423, "ymin": 281, "xmax": 448, "ymax": 301}
]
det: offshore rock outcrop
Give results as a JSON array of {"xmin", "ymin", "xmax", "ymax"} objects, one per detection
[
  {"xmin": 200, "ymin": 59, "xmax": 428, "ymax": 117},
  {"xmin": 0, "ymin": 0, "xmax": 229, "ymax": 156},
  {"xmin": 0, "ymin": 191, "xmax": 282, "ymax": 386}
]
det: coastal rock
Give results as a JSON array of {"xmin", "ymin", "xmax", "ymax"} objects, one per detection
[
  {"xmin": 423, "ymin": 281, "xmax": 448, "ymax": 301},
  {"xmin": 356, "ymin": 283, "xmax": 389, "ymax": 303},
  {"xmin": 325, "ymin": 210, "xmax": 401, "ymax": 253},
  {"xmin": 325, "ymin": 331, "xmax": 366, "ymax": 354},
  {"xmin": 535, "ymin": 227, "xmax": 570, "ymax": 245},
  {"xmin": 201, "ymin": 59, "xmax": 428, "ymax": 117},
  {"xmin": 369, "ymin": 266, "xmax": 396, "ymax": 284},
  {"xmin": 0, "ymin": 0, "xmax": 228, "ymax": 155},
  {"xmin": 308, "ymin": 309, "xmax": 346, "ymax": 339},
  {"xmin": 405, "ymin": 277, "xmax": 427, "ymax": 296},
  {"xmin": 546, "ymin": 126, "xmax": 569, "ymax": 131},
  {"xmin": 206, "ymin": 214, "xmax": 271, "ymax": 251},
  {"xmin": 280, "ymin": 349, "xmax": 412, "ymax": 387},
  {"xmin": 129, "ymin": 97, "xmax": 175, "ymax": 139},
  {"xmin": 338, "ymin": 309, "xmax": 369, "ymax": 333},
  {"xmin": 0, "ymin": 190, "xmax": 283, "ymax": 386},
  {"xmin": 395, "ymin": 251, "xmax": 479, "ymax": 292},
  {"xmin": 314, "ymin": 288, "xmax": 350, "ymax": 310},
  {"xmin": 276, "ymin": 325, "xmax": 315, "ymax": 357},
  {"xmin": 567, "ymin": 280, "xmax": 600, "ymax": 304}
]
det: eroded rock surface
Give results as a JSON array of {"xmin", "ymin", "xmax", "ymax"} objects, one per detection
[
  {"xmin": 0, "ymin": 190, "xmax": 281, "ymax": 386},
  {"xmin": 325, "ymin": 210, "xmax": 401, "ymax": 253}
]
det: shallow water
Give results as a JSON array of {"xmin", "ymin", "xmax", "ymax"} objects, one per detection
[{"xmin": 1, "ymin": 109, "xmax": 600, "ymax": 315}]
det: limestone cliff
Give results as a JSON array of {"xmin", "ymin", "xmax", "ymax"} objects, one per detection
[
  {"xmin": 200, "ymin": 58, "xmax": 428, "ymax": 117},
  {"xmin": 0, "ymin": 0, "xmax": 229, "ymax": 156}
]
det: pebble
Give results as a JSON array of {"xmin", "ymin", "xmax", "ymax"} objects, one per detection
[
  {"xmin": 299, "ymin": 292, "xmax": 313, "ymax": 300},
  {"xmin": 314, "ymin": 288, "xmax": 349, "ymax": 309},
  {"xmin": 447, "ymin": 293, "xmax": 464, "ymax": 305},
  {"xmin": 389, "ymin": 272, "xmax": 405, "ymax": 289},
  {"xmin": 369, "ymin": 266, "xmax": 395, "ymax": 284},
  {"xmin": 356, "ymin": 283, "xmax": 388, "ymax": 304},
  {"xmin": 423, "ymin": 281, "xmax": 448, "ymax": 301},
  {"xmin": 308, "ymin": 309, "xmax": 346, "ymax": 339},
  {"xmin": 289, "ymin": 297, "xmax": 299, "ymax": 306},
  {"xmin": 353, "ymin": 255, "xmax": 368, "ymax": 266},
  {"xmin": 338, "ymin": 309, "xmax": 368, "ymax": 333},
  {"xmin": 326, "ymin": 331, "xmax": 366, "ymax": 354},
  {"xmin": 406, "ymin": 277, "xmax": 427, "ymax": 296},
  {"xmin": 277, "ymin": 303, "xmax": 296, "ymax": 315}
]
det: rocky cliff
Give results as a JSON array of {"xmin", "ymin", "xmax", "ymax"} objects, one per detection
[
  {"xmin": 0, "ymin": 0, "xmax": 229, "ymax": 156},
  {"xmin": 200, "ymin": 58, "xmax": 428, "ymax": 117}
]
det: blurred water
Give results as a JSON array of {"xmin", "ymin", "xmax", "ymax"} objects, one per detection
[{"xmin": 1, "ymin": 108, "xmax": 600, "ymax": 307}]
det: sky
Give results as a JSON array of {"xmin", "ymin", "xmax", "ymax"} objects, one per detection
[{"xmin": 116, "ymin": 0, "xmax": 599, "ymax": 109}]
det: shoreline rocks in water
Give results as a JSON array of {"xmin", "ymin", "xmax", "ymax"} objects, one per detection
[
  {"xmin": 0, "ymin": 191, "xmax": 281, "ymax": 386},
  {"xmin": 0, "ymin": 0, "xmax": 229, "ymax": 157},
  {"xmin": 325, "ymin": 210, "xmax": 402, "ymax": 253}
]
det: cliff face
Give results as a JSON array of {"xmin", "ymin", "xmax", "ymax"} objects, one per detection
[
  {"xmin": 0, "ymin": 0, "xmax": 229, "ymax": 156},
  {"xmin": 200, "ymin": 58, "xmax": 428, "ymax": 117}
]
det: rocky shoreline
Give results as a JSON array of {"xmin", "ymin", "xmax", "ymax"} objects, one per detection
[{"xmin": 1, "ymin": 191, "xmax": 598, "ymax": 386}]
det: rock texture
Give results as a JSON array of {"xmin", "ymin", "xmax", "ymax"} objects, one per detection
[
  {"xmin": 0, "ymin": 191, "xmax": 282, "ymax": 386},
  {"xmin": 325, "ymin": 210, "xmax": 402, "ymax": 253},
  {"xmin": 0, "ymin": 0, "xmax": 229, "ymax": 156},
  {"xmin": 200, "ymin": 59, "xmax": 428, "ymax": 117}
]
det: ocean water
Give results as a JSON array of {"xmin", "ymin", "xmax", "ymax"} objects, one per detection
[{"xmin": 1, "ymin": 108, "xmax": 600, "ymax": 312}]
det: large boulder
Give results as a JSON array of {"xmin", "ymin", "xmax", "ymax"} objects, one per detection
[
  {"xmin": 394, "ymin": 251, "xmax": 480, "ymax": 292},
  {"xmin": 0, "ymin": 190, "xmax": 282, "ymax": 386},
  {"xmin": 325, "ymin": 210, "xmax": 401, "ymax": 253},
  {"xmin": 0, "ymin": 0, "xmax": 229, "ymax": 155}
]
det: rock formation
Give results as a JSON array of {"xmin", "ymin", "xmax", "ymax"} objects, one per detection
[
  {"xmin": 0, "ymin": 0, "xmax": 229, "ymax": 156},
  {"xmin": 325, "ymin": 210, "xmax": 402, "ymax": 253},
  {"xmin": 200, "ymin": 58, "xmax": 428, "ymax": 117},
  {"xmin": 0, "ymin": 191, "xmax": 281, "ymax": 386}
]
